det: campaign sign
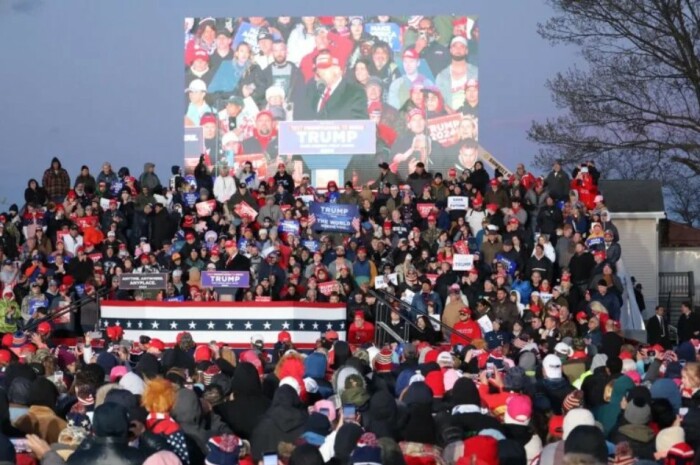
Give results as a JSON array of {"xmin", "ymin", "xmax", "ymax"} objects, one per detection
[
  {"xmin": 278, "ymin": 120, "xmax": 376, "ymax": 155},
  {"xmin": 201, "ymin": 271, "xmax": 250, "ymax": 288},
  {"xmin": 196, "ymin": 199, "xmax": 217, "ymax": 217},
  {"xmin": 427, "ymin": 114, "xmax": 463, "ymax": 147},
  {"xmin": 302, "ymin": 240, "xmax": 319, "ymax": 252},
  {"xmin": 448, "ymin": 196, "xmax": 469, "ymax": 210},
  {"xmin": 28, "ymin": 297, "xmax": 48, "ymax": 317},
  {"xmin": 453, "ymin": 254, "xmax": 474, "ymax": 271},
  {"xmin": 416, "ymin": 203, "xmax": 433, "ymax": 218},
  {"xmin": 110, "ymin": 181, "xmax": 124, "ymax": 197},
  {"xmin": 183, "ymin": 193, "xmax": 199, "ymax": 208},
  {"xmin": 318, "ymin": 281, "xmax": 340, "ymax": 297},
  {"xmin": 76, "ymin": 216, "xmax": 98, "ymax": 230},
  {"xmin": 234, "ymin": 201, "xmax": 258, "ymax": 220},
  {"xmin": 119, "ymin": 273, "xmax": 168, "ymax": 290},
  {"xmin": 184, "ymin": 126, "xmax": 205, "ymax": 174},
  {"xmin": 184, "ymin": 126, "xmax": 205, "ymax": 157},
  {"xmin": 365, "ymin": 23, "xmax": 401, "ymax": 51},
  {"xmin": 309, "ymin": 202, "xmax": 359, "ymax": 233},
  {"xmin": 279, "ymin": 220, "xmax": 300, "ymax": 236}
]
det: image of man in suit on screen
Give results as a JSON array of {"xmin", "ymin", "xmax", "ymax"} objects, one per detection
[{"xmin": 313, "ymin": 50, "xmax": 368, "ymax": 121}]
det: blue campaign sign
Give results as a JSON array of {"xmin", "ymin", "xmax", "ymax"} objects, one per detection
[
  {"xmin": 309, "ymin": 202, "xmax": 359, "ymax": 233},
  {"xmin": 183, "ymin": 193, "xmax": 199, "ymax": 208},
  {"xmin": 365, "ymin": 23, "xmax": 401, "ymax": 51},
  {"xmin": 279, "ymin": 220, "xmax": 300, "ymax": 236},
  {"xmin": 302, "ymin": 240, "xmax": 319, "ymax": 252},
  {"xmin": 110, "ymin": 181, "xmax": 124, "ymax": 196},
  {"xmin": 28, "ymin": 297, "xmax": 48, "ymax": 317},
  {"xmin": 278, "ymin": 120, "xmax": 376, "ymax": 155}
]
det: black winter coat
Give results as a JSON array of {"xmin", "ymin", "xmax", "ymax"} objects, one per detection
[
  {"xmin": 66, "ymin": 437, "xmax": 147, "ymax": 465},
  {"xmin": 216, "ymin": 362, "xmax": 270, "ymax": 440},
  {"xmin": 250, "ymin": 385, "xmax": 308, "ymax": 460}
]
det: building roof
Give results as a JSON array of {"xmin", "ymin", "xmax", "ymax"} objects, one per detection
[
  {"xmin": 598, "ymin": 180, "xmax": 665, "ymax": 213},
  {"xmin": 660, "ymin": 220, "xmax": 700, "ymax": 247}
]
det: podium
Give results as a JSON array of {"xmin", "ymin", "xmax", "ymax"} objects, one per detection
[{"xmin": 278, "ymin": 120, "xmax": 376, "ymax": 186}]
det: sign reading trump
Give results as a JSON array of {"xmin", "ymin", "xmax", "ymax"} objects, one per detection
[
  {"xmin": 309, "ymin": 202, "xmax": 359, "ymax": 233},
  {"xmin": 278, "ymin": 121, "xmax": 376, "ymax": 155},
  {"xmin": 201, "ymin": 271, "xmax": 250, "ymax": 288}
]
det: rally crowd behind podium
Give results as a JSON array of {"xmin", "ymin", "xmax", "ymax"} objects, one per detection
[{"xmin": 0, "ymin": 153, "xmax": 698, "ymax": 465}]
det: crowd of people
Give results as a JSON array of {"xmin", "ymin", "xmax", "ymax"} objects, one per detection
[
  {"xmin": 0, "ymin": 6, "xmax": 696, "ymax": 465},
  {"xmin": 0, "ymin": 151, "xmax": 697, "ymax": 465},
  {"xmin": 183, "ymin": 15, "xmax": 480, "ymax": 184}
]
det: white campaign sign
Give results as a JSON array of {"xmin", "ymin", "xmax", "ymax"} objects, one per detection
[
  {"xmin": 477, "ymin": 315, "xmax": 493, "ymax": 334},
  {"xmin": 448, "ymin": 196, "xmax": 469, "ymax": 210},
  {"xmin": 453, "ymin": 254, "xmax": 474, "ymax": 271}
]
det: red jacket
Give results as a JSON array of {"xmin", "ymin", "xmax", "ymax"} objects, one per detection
[
  {"xmin": 348, "ymin": 321, "xmax": 375, "ymax": 345},
  {"xmin": 451, "ymin": 320, "xmax": 482, "ymax": 346}
]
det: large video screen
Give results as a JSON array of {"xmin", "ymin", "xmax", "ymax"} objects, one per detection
[{"xmin": 184, "ymin": 15, "xmax": 478, "ymax": 184}]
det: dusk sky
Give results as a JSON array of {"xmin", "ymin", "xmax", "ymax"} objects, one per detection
[{"xmin": 0, "ymin": 0, "xmax": 576, "ymax": 208}]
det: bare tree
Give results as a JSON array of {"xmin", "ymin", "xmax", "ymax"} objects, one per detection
[
  {"xmin": 666, "ymin": 175, "xmax": 700, "ymax": 226},
  {"xmin": 529, "ymin": 0, "xmax": 700, "ymax": 175}
]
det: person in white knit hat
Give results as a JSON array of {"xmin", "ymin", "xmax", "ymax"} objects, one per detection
[{"xmin": 539, "ymin": 408, "xmax": 596, "ymax": 465}]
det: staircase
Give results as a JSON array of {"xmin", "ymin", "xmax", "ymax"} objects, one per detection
[{"xmin": 370, "ymin": 289, "xmax": 462, "ymax": 347}]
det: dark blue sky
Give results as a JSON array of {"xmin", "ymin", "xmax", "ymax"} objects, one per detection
[{"xmin": 0, "ymin": 0, "xmax": 575, "ymax": 208}]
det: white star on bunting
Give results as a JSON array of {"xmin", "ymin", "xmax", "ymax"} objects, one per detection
[
  {"xmin": 340, "ymin": 322, "xmax": 345, "ymax": 330},
  {"xmin": 226, "ymin": 322, "xmax": 234, "ymax": 329},
  {"xmin": 263, "ymin": 322, "xmax": 271, "ymax": 330},
  {"xmin": 189, "ymin": 321, "xmax": 197, "ymax": 329},
  {"xmin": 312, "ymin": 322, "xmax": 319, "ymax": 330},
  {"xmin": 326, "ymin": 322, "xmax": 333, "ymax": 330},
  {"xmin": 170, "ymin": 322, "xmax": 178, "ymax": 329},
  {"xmin": 126, "ymin": 321, "xmax": 132, "ymax": 328},
  {"xmin": 245, "ymin": 321, "xmax": 253, "ymax": 330},
  {"xmin": 151, "ymin": 321, "xmax": 159, "ymax": 329},
  {"xmin": 299, "ymin": 322, "xmax": 305, "ymax": 329},
  {"xmin": 115, "ymin": 320, "xmax": 121, "ymax": 327},
  {"xmin": 282, "ymin": 321, "xmax": 290, "ymax": 329},
  {"xmin": 207, "ymin": 321, "xmax": 215, "ymax": 329},
  {"xmin": 137, "ymin": 321, "xmax": 143, "ymax": 329}
]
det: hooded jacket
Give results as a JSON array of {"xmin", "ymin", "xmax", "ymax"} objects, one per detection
[
  {"xmin": 595, "ymin": 375, "xmax": 634, "ymax": 436},
  {"xmin": 250, "ymin": 385, "xmax": 308, "ymax": 460},
  {"xmin": 66, "ymin": 403, "xmax": 146, "ymax": 465},
  {"xmin": 304, "ymin": 352, "xmax": 334, "ymax": 399},
  {"xmin": 171, "ymin": 387, "xmax": 208, "ymax": 464},
  {"xmin": 216, "ymin": 362, "xmax": 271, "ymax": 440}
]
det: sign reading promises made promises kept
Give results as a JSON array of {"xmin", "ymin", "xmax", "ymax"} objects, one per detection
[{"xmin": 119, "ymin": 273, "xmax": 168, "ymax": 290}]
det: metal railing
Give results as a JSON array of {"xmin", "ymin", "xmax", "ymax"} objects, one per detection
[
  {"xmin": 24, "ymin": 287, "xmax": 110, "ymax": 334},
  {"xmin": 370, "ymin": 290, "xmax": 417, "ymax": 346},
  {"xmin": 369, "ymin": 288, "xmax": 464, "ymax": 345}
]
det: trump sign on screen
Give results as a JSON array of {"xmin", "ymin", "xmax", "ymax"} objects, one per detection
[{"xmin": 184, "ymin": 15, "xmax": 478, "ymax": 184}]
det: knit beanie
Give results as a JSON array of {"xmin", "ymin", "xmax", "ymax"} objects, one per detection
[
  {"xmin": 373, "ymin": 348, "xmax": 393, "ymax": 373},
  {"xmin": 565, "ymin": 425, "xmax": 608, "ymax": 463},
  {"xmin": 563, "ymin": 408, "xmax": 595, "ymax": 440},
  {"xmin": 624, "ymin": 397, "xmax": 652, "ymax": 425}
]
